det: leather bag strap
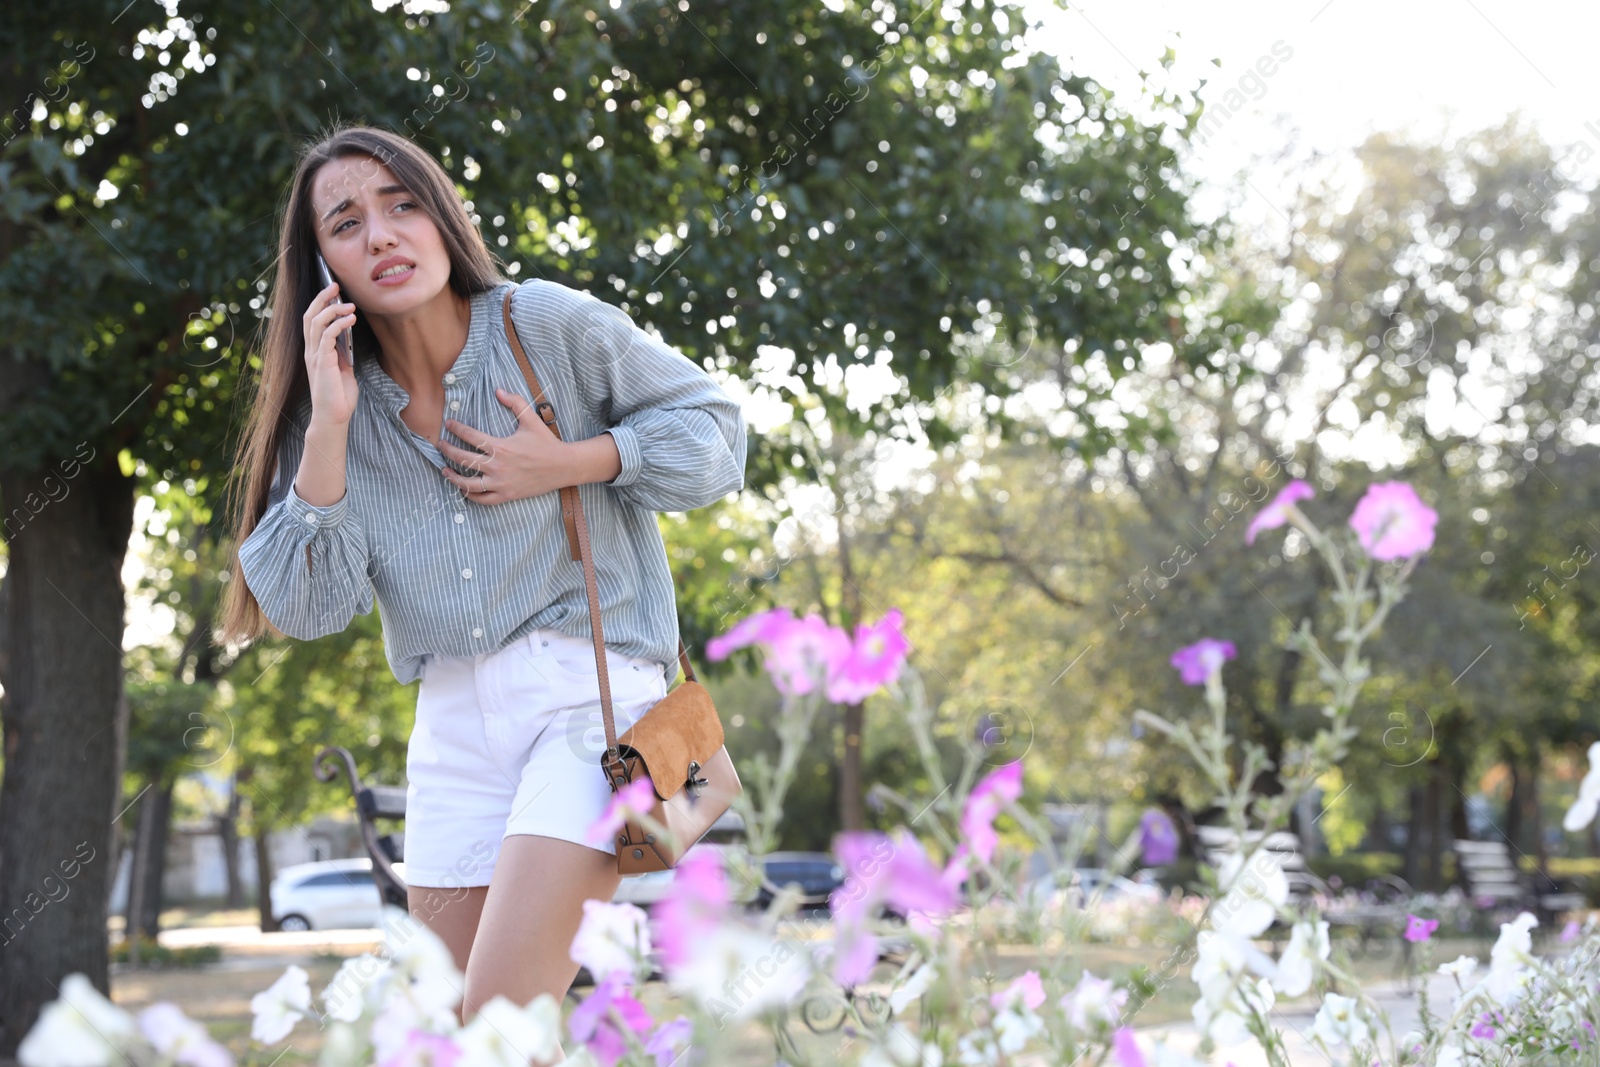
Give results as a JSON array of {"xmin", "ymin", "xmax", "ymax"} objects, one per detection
[{"xmin": 499, "ymin": 289, "xmax": 699, "ymax": 775}]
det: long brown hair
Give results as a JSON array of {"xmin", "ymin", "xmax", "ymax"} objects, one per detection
[{"xmin": 218, "ymin": 123, "xmax": 508, "ymax": 644}]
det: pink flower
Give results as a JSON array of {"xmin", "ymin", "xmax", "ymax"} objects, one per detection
[
  {"xmin": 960, "ymin": 761, "xmax": 1024, "ymax": 866},
  {"xmin": 828, "ymin": 830, "xmax": 960, "ymax": 985},
  {"xmin": 643, "ymin": 1016, "xmax": 693, "ymax": 1067},
  {"xmin": 1246, "ymin": 480, "xmax": 1315, "ymax": 544},
  {"xmin": 379, "ymin": 1029, "xmax": 462, "ymax": 1067},
  {"xmin": 585, "ymin": 776, "xmax": 657, "ymax": 848},
  {"xmin": 1169, "ymin": 638, "xmax": 1236, "ymax": 686},
  {"xmin": 651, "ymin": 848, "xmax": 730, "ymax": 970},
  {"xmin": 827, "ymin": 609, "xmax": 912, "ymax": 704},
  {"xmin": 1562, "ymin": 920, "xmax": 1582, "ymax": 943},
  {"xmin": 706, "ymin": 607, "xmax": 794, "ymax": 661},
  {"xmin": 1112, "ymin": 1028, "xmax": 1147, "ymax": 1067},
  {"xmin": 1402, "ymin": 914, "xmax": 1439, "ymax": 943},
  {"xmin": 1138, "ymin": 809, "xmax": 1179, "ymax": 866},
  {"xmin": 1348, "ymin": 482, "xmax": 1437, "ymax": 561},
  {"xmin": 1470, "ymin": 1012, "xmax": 1497, "ymax": 1040},
  {"xmin": 569, "ymin": 970, "xmax": 653, "ymax": 1067},
  {"xmin": 763, "ymin": 613, "xmax": 854, "ymax": 697},
  {"xmin": 990, "ymin": 970, "xmax": 1045, "ymax": 1012}
]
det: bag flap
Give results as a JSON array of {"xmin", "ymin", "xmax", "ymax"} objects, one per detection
[{"xmin": 617, "ymin": 681, "xmax": 724, "ymax": 802}]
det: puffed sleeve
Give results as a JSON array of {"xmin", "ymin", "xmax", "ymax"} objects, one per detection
[
  {"xmin": 236, "ymin": 411, "xmax": 375, "ymax": 639},
  {"xmin": 526, "ymin": 281, "xmax": 748, "ymax": 512}
]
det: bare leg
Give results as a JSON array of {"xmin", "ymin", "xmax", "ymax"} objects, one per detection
[
  {"xmin": 409, "ymin": 883, "xmax": 489, "ymax": 1025},
  {"xmin": 463, "ymin": 834, "xmax": 624, "ymax": 1058}
]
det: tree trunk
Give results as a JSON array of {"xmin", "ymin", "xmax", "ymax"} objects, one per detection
[
  {"xmin": 105, "ymin": 682, "xmax": 131, "ymax": 917},
  {"xmin": 125, "ymin": 782, "xmax": 155, "ymax": 966},
  {"xmin": 0, "ymin": 445, "xmax": 134, "ymax": 1056},
  {"xmin": 1402, "ymin": 784, "xmax": 1425, "ymax": 888},
  {"xmin": 253, "ymin": 821, "xmax": 278, "ymax": 932},
  {"xmin": 1526, "ymin": 750, "xmax": 1547, "ymax": 872},
  {"xmin": 134, "ymin": 779, "xmax": 174, "ymax": 940},
  {"xmin": 1421, "ymin": 766, "xmax": 1444, "ymax": 892},
  {"xmin": 220, "ymin": 777, "xmax": 243, "ymax": 909},
  {"xmin": 1504, "ymin": 754, "xmax": 1524, "ymax": 854},
  {"xmin": 835, "ymin": 449, "xmax": 865, "ymax": 833}
]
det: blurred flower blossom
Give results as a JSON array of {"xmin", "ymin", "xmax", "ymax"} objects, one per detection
[
  {"xmin": 568, "ymin": 970, "xmax": 653, "ymax": 1067},
  {"xmin": 1245, "ymin": 479, "xmax": 1314, "ymax": 544},
  {"xmin": 1561, "ymin": 740, "xmax": 1600, "ymax": 832},
  {"xmin": 570, "ymin": 900, "xmax": 652, "ymax": 981},
  {"xmin": 1403, "ymin": 914, "xmax": 1440, "ymax": 943},
  {"xmin": 1059, "ymin": 971, "xmax": 1126, "ymax": 1030},
  {"xmin": 1273, "ymin": 920, "xmax": 1330, "ymax": 997},
  {"xmin": 1169, "ymin": 638, "xmax": 1236, "ymax": 686},
  {"xmin": 1311, "ymin": 992, "xmax": 1370, "ymax": 1047},
  {"xmin": 249, "ymin": 965, "xmax": 312, "ymax": 1044},
  {"xmin": 586, "ymin": 776, "xmax": 657, "ymax": 848},
  {"xmin": 1137, "ymin": 809, "xmax": 1179, "ymax": 866},
  {"xmin": 1348, "ymin": 481, "xmax": 1437, "ymax": 560},
  {"xmin": 17, "ymin": 973, "xmax": 137, "ymax": 1067},
  {"xmin": 137, "ymin": 1003, "xmax": 232, "ymax": 1067}
]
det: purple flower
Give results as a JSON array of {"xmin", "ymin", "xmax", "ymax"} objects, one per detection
[
  {"xmin": 989, "ymin": 970, "xmax": 1045, "ymax": 1012},
  {"xmin": 1348, "ymin": 482, "xmax": 1438, "ymax": 561},
  {"xmin": 960, "ymin": 761, "xmax": 1024, "ymax": 866},
  {"xmin": 827, "ymin": 609, "xmax": 912, "ymax": 704},
  {"xmin": 1138, "ymin": 809, "xmax": 1179, "ymax": 866},
  {"xmin": 585, "ymin": 776, "xmax": 657, "ymax": 848},
  {"xmin": 569, "ymin": 970, "xmax": 654, "ymax": 1067},
  {"xmin": 828, "ymin": 830, "xmax": 960, "ymax": 985},
  {"xmin": 1169, "ymin": 638, "xmax": 1237, "ymax": 686},
  {"xmin": 651, "ymin": 848, "xmax": 730, "ymax": 971},
  {"xmin": 1246, "ymin": 480, "xmax": 1315, "ymax": 545},
  {"xmin": 1112, "ymin": 1028, "xmax": 1147, "ymax": 1067},
  {"xmin": 1470, "ymin": 1012, "xmax": 1497, "ymax": 1041},
  {"xmin": 1403, "ymin": 914, "xmax": 1439, "ymax": 943},
  {"xmin": 706, "ymin": 606, "xmax": 794, "ymax": 660},
  {"xmin": 643, "ymin": 1016, "xmax": 693, "ymax": 1067}
]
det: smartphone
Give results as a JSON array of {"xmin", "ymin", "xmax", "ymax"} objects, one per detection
[{"xmin": 315, "ymin": 252, "xmax": 354, "ymax": 368}]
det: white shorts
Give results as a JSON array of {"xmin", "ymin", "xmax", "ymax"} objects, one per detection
[{"xmin": 401, "ymin": 625, "xmax": 668, "ymax": 889}]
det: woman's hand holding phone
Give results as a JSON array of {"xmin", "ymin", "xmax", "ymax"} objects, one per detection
[{"xmin": 302, "ymin": 282, "xmax": 360, "ymax": 429}]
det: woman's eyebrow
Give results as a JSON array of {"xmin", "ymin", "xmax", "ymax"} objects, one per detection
[{"xmin": 320, "ymin": 184, "xmax": 410, "ymax": 223}]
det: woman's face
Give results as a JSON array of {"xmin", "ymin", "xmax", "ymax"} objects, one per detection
[{"xmin": 309, "ymin": 155, "xmax": 451, "ymax": 316}]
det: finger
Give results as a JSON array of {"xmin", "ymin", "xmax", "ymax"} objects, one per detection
[
  {"xmin": 443, "ymin": 419, "xmax": 495, "ymax": 451},
  {"xmin": 496, "ymin": 387, "xmax": 538, "ymax": 426},
  {"xmin": 312, "ymin": 302, "xmax": 356, "ymax": 332},
  {"xmin": 438, "ymin": 442, "xmax": 489, "ymax": 474}
]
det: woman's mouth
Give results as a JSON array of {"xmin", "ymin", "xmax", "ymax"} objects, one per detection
[{"xmin": 372, "ymin": 260, "xmax": 417, "ymax": 286}]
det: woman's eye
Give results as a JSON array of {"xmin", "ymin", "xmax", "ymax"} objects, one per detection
[
  {"xmin": 395, "ymin": 200, "xmax": 416, "ymax": 212},
  {"xmin": 333, "ymin": 218, "xmax": 355, "ymax": 234}
]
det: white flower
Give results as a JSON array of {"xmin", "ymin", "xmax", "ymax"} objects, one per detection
[
  {"xmin": 136, "ymin": 1003, "xmax": 232, "ymax": 1067},
  {"xmin": 1147, "ymin": 1040, "xmax": 1207, "ymax": 1067},
  {"xmin": 672, "ymin": 924, "xmax": 810, "ymax": 1022},
  {"xmin": 1059, "ymin": 971, "xmax": 1127, "ymax": 1030},
  {"xmin": 569, "ymin": 899, "xmax": 651, "ymax": 981},
  {"xmin": 955, "ymin": 1030, "xmax": 999, "ymax": 1067},
  {"xmin": 382, "ymin": 907, "xmax": 465, "ymax": 1015},
  {"xmin": 455, "ymin": 994, "xmax": 561, "ymax": 1067},
  {"xmin": 887, "ymin": 962, "xmax": 938, "ymax": 1015},
  {"xmin": 1562, "ymin": 741, "xmax": 1600, "ymax": 832},
  {"xmin": 1213, "ymin": 851, "xmax": 1290, "ymax": 937},
  {"xmin": 1192, "ymin": 975, "xmax": 1274, "ymax": 1047},
  {"xmin": 992, "ymin": 1005, "xmax": 1045, "ymax": 1054},
  {"xmin": 249, "ymin": 965, "xmax": 312, "ymax": 1044},
  {"xmin": 1471, "ymin": 912, "xmax": 1539, "ymax": 1004},
  {"xmin": 861, "ymin": 1022, "xmax": 944, "ymax": 1067},
  {"xmin": 18, "ymin": 973, "xmax": 137, "ymax": 1067},
  {"xmin": 1437, "ymin": 955, "xmax": 1478, "ymax": 981},
  {"xmin": 321, "ymin": 954, "xmax": 393, "ymax": 1024},
  {"xmin": 1192, "ymin": 927, "xmax": 1278, "ymax": 1009},
  {"xmin": 1311, "ymin": 992, "xmax": 1370, "ymax": 1048},
  {"xmin": 1435, "ymin": 1045, "xmax": 1464, "ymax": 1067},
  {"xmin": 1272, "ymin": 920, "xmax": 1329, "ymax": 997},
  {"xmin": 316, "ymin": 1020, "xmax": 372, "ymax": 1067}
]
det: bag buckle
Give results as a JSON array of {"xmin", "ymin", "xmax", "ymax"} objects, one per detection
[{"xmin": 686, "ymin": 760, "xmax": 708, "ymax": 797}]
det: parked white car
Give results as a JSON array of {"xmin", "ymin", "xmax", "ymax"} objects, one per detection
[{"xmin": 270, "ymin": 858, "xmax": 399, "ymax": 932}]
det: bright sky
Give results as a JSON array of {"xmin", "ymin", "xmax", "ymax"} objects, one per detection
[{"xmin": 1022, "ymin": 0, "xmax": 1600, "ymax": 222}]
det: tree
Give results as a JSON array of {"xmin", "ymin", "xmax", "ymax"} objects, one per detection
[{"xmin": 0, "ymin": 0, "xmax": 1213, "ymax": 1041}]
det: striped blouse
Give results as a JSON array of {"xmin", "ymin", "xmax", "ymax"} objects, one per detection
[{"xmin": 236, "ymin": 278, "xmax": 748, "ymax": 685}]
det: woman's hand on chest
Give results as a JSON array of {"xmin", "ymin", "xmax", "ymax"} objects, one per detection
[{"xmin": 439, "ymin": 386, "xmax": 572, "ymax": 504}]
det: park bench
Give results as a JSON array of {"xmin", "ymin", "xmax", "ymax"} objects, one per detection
[
  {"xmin": 1453, "ymin": 839, "xmax": 1587, "ymax": 923},
  {"xmin": 1194, "ymin": 825, "xmax": 1414, "ymax": 945}
]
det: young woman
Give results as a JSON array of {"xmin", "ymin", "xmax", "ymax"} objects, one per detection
[{"xmin": 219, "ymin": 125, "xmax": 746, "ymax": 1038}]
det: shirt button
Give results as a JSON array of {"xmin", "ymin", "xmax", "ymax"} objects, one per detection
[
  {"xmin": 454, "ymin": 512, "xmax": 465, "ymax": 524},
  {"xmin": 302, "ymin": 512, "xmax": 318, "ymax": 526},
  {"xmin": 472, "ymin": 627, "xmax": 484, "ymax": 638},
  {"xmin": 449, "ymin": 400, "xmax": 460, "ymax": 411},
  {"xmin": 444, "ymin": 373, "xmax": 456, "ymax": 384},
  {"xmin": 461, "ymin": 567, "xmax": 473, "ymax": 580}
]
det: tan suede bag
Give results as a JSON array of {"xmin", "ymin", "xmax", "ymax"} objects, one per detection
[{"xmin": 501, "ymin": 291, "xmax": 743, "ymax": 874}]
